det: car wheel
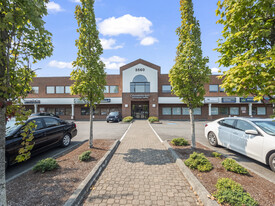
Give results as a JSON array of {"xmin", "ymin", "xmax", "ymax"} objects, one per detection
[
  {"xmin": 61, "ymin": 133, "xmax": 71, "ymax": 147},
  {"xmin": 268, "ymin": 153, "xmax": 275, "ymax": 172},
  {"xmin": 107, "ymin": 121, "xmax": 109, "ymax": 123},
  {"xmin": 208, "ymin": 131, "xmax": 218, "ymax": 147}
]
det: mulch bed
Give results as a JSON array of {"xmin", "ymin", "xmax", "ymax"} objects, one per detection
[
  {"xmin": 7, "ymin": 139, "xmax": 114, "ymax": 206},
  {"xmin": 171, "ymin": 142, "xmax": 275, "ymax": 206}
]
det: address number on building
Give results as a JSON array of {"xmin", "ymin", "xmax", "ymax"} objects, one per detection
[{"xmin": 135, "ymin": 68, "xmax": 145, "ymax": 72}]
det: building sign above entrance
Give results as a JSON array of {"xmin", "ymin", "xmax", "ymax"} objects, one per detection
[
  {"xmin": 131, "ymin": 94, "xmax": 150, "ymax": 99},
  {"xmin": 222, "ymin": 97, "xmax": 236, "ymax": 103},
  {"xmin": 204, "ymin": 97, "xmax": 219, "ymax": 103},
  {"xmin": 240, "ymin": 97, "xmax": 258, "ymax": 103},
  {"xmin": 101, "ymin": 98, "xmax": 111, "ymax": 103},
  {"xmin": 24, "ymin": 100, "xmax": 40, "ymax": 104}
]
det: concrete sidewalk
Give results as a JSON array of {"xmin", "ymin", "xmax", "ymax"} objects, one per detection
[{"xmin": 82, "ymin": 120, "xmax": 200, "ymax": 206}]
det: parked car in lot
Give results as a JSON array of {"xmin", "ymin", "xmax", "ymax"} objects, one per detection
[
  {"xmin": 205, "ymin": 117, "xmax": 275, "ymax": 171},
  {"xmin": 5, "ymin": 116, "xmax": 77, "ymax": 169},
  {"xmin": 106, "ymin": 111, "xmax": 122, "ymax": 123},
  {"xmin": 30, "ymin": 112, "xmax": 60, "ymax": 118}
]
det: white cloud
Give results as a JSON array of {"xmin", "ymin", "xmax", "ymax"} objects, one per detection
[
  {"xmin": 100, "ymin": 38, "xmax": 123, "ymax": 50},
  {"xmin": 98, "ymin": 14, "xmax": 153, "ymax": 38},
  {"xmin": 211, "ymin": 67, "xmax": 221, "ymax": 73},
  {"xmin": 48, "ymin": 60, "xmax": 73, "ymax": 69},
  {"xmin": 101, "ymin": 56, "xmax": 126, "ymax": 70},
  {"xmin": 71, "ymin": 0, "xmax": 80, "ymax": 2},
  {"xmin": 140, "ymin": 36, "xmax": 158, "ymax": 46},
  {"xmin": 47, "ymin": 2, "xmax": 63, "ymax": 12}
]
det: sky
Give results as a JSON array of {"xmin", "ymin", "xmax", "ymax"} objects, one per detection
[{"xmin": 35, "ymin": 0, "xmax": 225, "ymax": 77}]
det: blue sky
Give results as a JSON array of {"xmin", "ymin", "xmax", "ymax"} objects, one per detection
[{"xmin": 35, "ymin": 0, "xmax": 225, "ymax": 77}]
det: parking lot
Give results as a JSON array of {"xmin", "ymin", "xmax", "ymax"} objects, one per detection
[{"xmin": 151, "ymin": 120, "xmax": 275, "ymax": 184}]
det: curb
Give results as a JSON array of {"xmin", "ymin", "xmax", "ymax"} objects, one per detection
[
  {"xmin": 64, "ymin": 140, "xmax": 120, "ymax": 206},
  {"xmin": 163, "ymin": 141, "xmax": 219, "ymax": 206}
]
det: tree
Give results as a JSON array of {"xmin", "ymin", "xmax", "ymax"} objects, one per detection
[
  {"xmin": 169, "ymin": 0, "xmax": 211, "ymax": 148},
  {"xmin": 71, "ymin": 0, "xmax": 106, "ymax": 148},
  {"xmin": 216, "ymin": 0, "xmax": 275, "ymax": 104},
  {"xmin": 0, "ymin": 1, "xmax": 53, "ymax": 205}
]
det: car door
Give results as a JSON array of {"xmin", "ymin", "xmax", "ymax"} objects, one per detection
[
  {"xmin": 29, "ymin": 118, "xmax": 48, "ymax": 152},
  {"xmin": 43, "ymin": 117, "xmax": 64, "ymax": 146},
  {"xmin": 218, "ymin": 119, "xmax": 236, "ymax": 148},
  {"xmin": 232, "ymin": 120, "xmax": 264, "ymax": 161}
]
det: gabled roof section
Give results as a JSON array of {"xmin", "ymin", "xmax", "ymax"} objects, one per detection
[{"xmin": 120, "ymin": 59, "xmax": 161, "ymax": 74}]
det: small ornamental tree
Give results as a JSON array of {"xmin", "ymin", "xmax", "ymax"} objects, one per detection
[
  {"xmin": 169, "ymin": 0, "xmax": 211, "ymax": 148},
  {"xmin": 71, "ymin": 0, "xmax": 106, "ymax": 148},
  {"xmin": 0, "ymin": 0, "xmax": 53, "ymax": 205},
  {"xmin": 216, "ymin": 0, "xmax": 275, "ymax": 105}
]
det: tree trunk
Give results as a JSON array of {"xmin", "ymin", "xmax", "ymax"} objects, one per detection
[
  {"xmin": 0, "ymin": 106, "xmax": 7, "ymax": 206},
  {"xmin": 89, "ymin": 104, "xmax": 93, "ymax": 148},
  {"xmin": 189, "ymin": 107, "xmax": 196, "ymax": 148}
]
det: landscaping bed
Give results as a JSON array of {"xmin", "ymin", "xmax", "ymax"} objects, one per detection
[
  {"xmin": 7, "ymin": 139, "xmax": 115, "ymax": 206},
  {"xmin": 170, "ymin": 141, "xmax": 275, "ymax": 206}
]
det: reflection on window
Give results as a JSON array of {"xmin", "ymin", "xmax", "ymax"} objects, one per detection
[
  {"xmin": 104, "ymin": 86, "xmax": 109, "ymax": 93},
  {"xmin": 193, "ymin": 108, "xmax": 201, "ymax": 115},
  {"xmin": 219, "ymin": 107, "xmax": 228, "ymax": 115},
  {"xmin": 65, "ymin": 86, "xmax": 71, "ymax": 94},
  {"xmin": 101, "ymin": 108, "xmax": 109, "ymax": 115},
  {"xmin": 56, "ymin": 108, "xmax": 65, "ymax": 115},
  {"xmin": 230, "ymin": 107, "xmax": 239, "ymax": 115},
  {"xmin": 81, "ymin": 107, "xmax": 90, "ymax": 115},
  {"xmin": 182, "ymin": 107, "xmax": 189, "ymax": 115},
  {"xmin": 172, "ymin": 107, "xmax": 181, "ymax": 115},
  {"xmin": 162, "ymin": 85, "xmax": 171, "ymax": 93},
  {"xmin": 56, "ymin": 86, "xmax": 64, "ymax": 94},
  {"xmin": 32, "ymin": 87, "xmax": 39, "ymax": 94},
  {"xmin": 44, "ymin": 118, "xmax": 60, "ymax": 127},
  {"xmin": 130, "ymin": 75, "xmax": 150, "ymax": 93},
  {"xmin": 219, "ymin": 86, "xmax": 225, "ymax": 92},
  {"xmin": 211, "ymin": 107, "xmax": 218, "ymax": 115},
  {"xmin": 209, "ymin": 85, "xmax": 219, "ymax": 92},
  {"xmin": 257, "ymin": 107, "xmax": 266, "ymax": 115},
  {"xmin": 110, "ymin": 86, "xmax": 118, "ymax": 93},
  {"xmin": 235, "ymin": 120, "xmax": 255, "ymax": 131},
  {"xmin": 133, "ymin": 75, "xmax": 147, "ymax": 82},
  {"xmin": 162, "ymin": 107, "xmax": 171, "ymax": 115},
  {"xmin": 46, "ymin": 86, "xmax": 55, "ymax": 94}
]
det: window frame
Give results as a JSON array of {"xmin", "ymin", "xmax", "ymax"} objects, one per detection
[
  {"xmin": 209, "ymin": 85, "xmax": 219, "ymax": 92},
  {"xmin": 162, "ymin": 107, "xmax": 171, "ymax": 115},
  {"xmin": 46, "ymin": 86, "xmax": 55, "ymax": 94},
  {"xmin": 110, "ymin": 85, "xmax": 119, "ymax": 94},
  {"xmin": 56, "ymin": 86, "xmax": 65, "ymax": 94},
  {"xmin": 162, "ymin": 85, "xmax": 172, "ymax": 93},
  {"xmin": 32, "ymin": 86, "xmax": 39, "ymax": 94}
]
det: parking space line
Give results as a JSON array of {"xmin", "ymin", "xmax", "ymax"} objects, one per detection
[
  {"xmin": 120, "ymin": 123, "xmax": 132, "ymax": 142},
  {"xmin": 148, "ymin": 121, "xmax": 163, "ymax": 143}
]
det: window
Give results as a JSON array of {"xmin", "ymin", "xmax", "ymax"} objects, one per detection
[
  {"xmin": 133, "ymin": 75, "xmax": 147, "ymax": 82},
  {"xmin": 182, "ymin": 107, "xmax": 189, "ymax": 115},
  {"xmin": 56, "ymin": 86, "xmax": 64, "ymax": 94},
  {"xmin": 32, "ymin": 87, "xmax": 39, "ymax": 94},
  {"xmin": 230, "ymin": 107, "xmax": 239, "ymax": 115},
  {"xmin": 30, "ymin": 119, "xmax": 44, "ymax": 130},
  {"xmin": 101, "ymin": 108, "xmax": 109, "ymax": 115},
  {"xmin": 162, "ymin": 107, "xmax": 171, "ymax": 115},
  {"xmin": 104, "ymin": 86, "xmax": 109, "ymax": 93},
  {"xmin": 56, "ymin": 108, "xmax": 65, "ymax": 115},
  {"xmin": 110, "ymin": 86, "xmax": 118, "ymax": 93},
  {"xmin": 44, "ymin": 118, "xmax": 60, "ymax": 127},
  {"xmin": 219, "ymin": 119, "xmax": 235, "ymax": 128},
  {"xmin": 65, "ymin": 108, "xmax": 72, "ymax": 116},
  {"xmin": 130, "ymin": 75, "xmax": 150, "ymax": 93},
  {"xmin": 211, "ymin": 107, "xmax": 218, "ymax": 115},
  {"xmin": 193, "ymin": 108, "xmax": 202, "ymax": 115},
  {"xmin": 94, "ymin": 108, "xmax": 100, "ymax": 115},
  {"xmin": 219, "ymin": 107, "xmax": 228, "ymax": 115},
  {"xmin": 257, "ymin": 107, "xmax": 266, "ymax": 115},
  {"xmin": 81, "ymin": 107, "xmax": 90, "ymax": 115},
  {"xmin": 65, "ymin": 86, "xmax": 71, "ymax": 94},
  {"xmin": 46, "ymin": 86, "xmax": 55, "ymax": 94},
  {"xmin": 235, "ymin": 120, "xmax": 255, "ymax": 131},
  {"xmin": 46, "ymin": 108, "xmax": 55, "ymax": 114},
  {"xmin": 209, "ymin": 85, "xmax": 219, "ymax": 92},
  {"xmin": 252, "ymin": 107, "xmax": 257, "ymax": 115},
  {"xmin": 172, "ymin": 107, "xmax": 181, "ymax": 115},
  {"xmin": 162, "ymin": 85, "xmax": 171, "ymax": 93},
  {"xmin": 219, "ymin": 86, "xmax": 225, "ymax": 92}
]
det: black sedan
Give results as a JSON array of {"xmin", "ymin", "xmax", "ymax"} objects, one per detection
[{"xmin": 5, "ymin": 116, "xmax": 77, "ymax": 168}]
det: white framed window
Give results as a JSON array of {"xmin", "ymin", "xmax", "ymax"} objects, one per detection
[
  {"xmin": 182, "ymin": 107, "xmax": 189, "ymax": 115},
  {"xmin": 56, "ymin": 86, "xmax": 64, "ymax": 94},
  {"xmin": 65, "ymin": 86, "xmax": 71, "ymax": 94},
  {"xmin": 230, "ymin": 107, "xmax": 239, "ymax": 115},
  {"xmin": 257, "ymin": 107, "xmax": 266, "ymax": 115},
  {"xmin": 162, "ymin": 85, "xmax": 172, "ymax": 93},
  {"xmin": 46, "ymin": 86, "xmax": 55, "ymax": 94},
  {"xmin": 211, "ymin": 107, "xmax": 218, "ymax": 115},
  {"xmin": 32, "ymin": 87, "xmax": 39, "ymax": 94},
  {"xmin": 172, "ymin": 107, "xmax": 181, "ymax": 115},
  {"xmin": 162, "ymin": 107, "xmax": 171, "ymax": 115},
  {"xmin": 209, "ymin": 85, "xmax": 219, "ymax": 92},
  {"xmin": 110, "ymin": 86, "xmax": 118, "ymax": 93},
  {"xmin": 193, "ymin": 108, "xmax": 202, "ymax": 115},
  {"xmin": 104, "ymin": 86, "xmax": 109, "ymax": 93}
]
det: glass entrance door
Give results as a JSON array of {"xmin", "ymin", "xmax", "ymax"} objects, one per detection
[{"xmin": 131, "ymin": 103, "xmax": 149, "ymax": 119}]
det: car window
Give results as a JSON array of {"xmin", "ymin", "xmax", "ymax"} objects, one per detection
[
  {"xmin": 219, "ymin": 119, "xmax": 235, "ymax": 128},
  {"xmin": 33, "ymin": 119, "xmax": 44, "ymax": 130},
  {"xmin": 44, "ymin": 118, "xmax": 60, "ymax": 128},
  {"xmin": 235, "ymin": 120, "xmax": 255, "ymax": 131},
  {"xmin": 252, "ymin": 121, "xmax": 275, "ymax": 136}
]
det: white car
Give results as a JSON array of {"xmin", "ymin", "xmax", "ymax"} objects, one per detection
[{"xmin": 205, "ymin": 117, "xmax": 275, "ymax": 171}]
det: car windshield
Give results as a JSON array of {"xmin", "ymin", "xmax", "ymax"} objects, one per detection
[
  {"xmin": 6, "ymin": 119, "xmax": 21, "ymax": 136},
  {"xmin": 109, "ymin": 112, "xmax": 119, "ymax": 116},
  {"xmin": 252, "ymin": 121, "xmax": 275, "ymax": 136}
]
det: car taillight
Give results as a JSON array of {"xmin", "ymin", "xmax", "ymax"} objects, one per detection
[
  {"xmin": 205, "ymin": 124, "xmax": 208, "ymax": 127},
  {"xmin": 73, "ymin": 123, "xmax": 76, "ymax": 128}
]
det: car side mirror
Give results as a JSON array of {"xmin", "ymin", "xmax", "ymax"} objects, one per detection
[{"xmin": 245, "ymin": 130, "xmax": 258, "ymax": 135}]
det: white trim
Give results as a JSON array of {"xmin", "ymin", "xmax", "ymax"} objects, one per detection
[
  {"xmin": 148, "ymin": 121, "xmax": 163, "ymax": 143},
  {"xmin": 120, "ymin": 123, "xmax": 132, "ymax": 141}
]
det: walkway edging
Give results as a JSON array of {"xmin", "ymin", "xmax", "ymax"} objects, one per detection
[
  {"xmin": 64, "ymin": 140, "xmax": 120, "ymax": 206},
  {"xmin": 163, "ymin": 140, "xmax": 219, "ymax": 206}
]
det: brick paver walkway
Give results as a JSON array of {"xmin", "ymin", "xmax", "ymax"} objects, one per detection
[{"xmin": 83, "ymin": 120, "xmax": 200, "ymax": 206}]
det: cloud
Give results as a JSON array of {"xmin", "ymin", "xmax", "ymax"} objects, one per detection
[
  {"xmin": 101, "ymin": 56, "xmax": 126, "ymax": 70},
  {"xmin": 211, "ymin": 67, "xmax": 221, "ymax": 73},
  {"xmin": 71, "ymin": 0, "xmax": 80, "ymax": 2},
  {"xmin": 140, "ymin": 36, "xmax": 158, "ymax": 46},
  {"xmin": 98, "ymin": 14, "xmax": 153, "ymax": 38},
  {"xmin": 47, "ymin": 2, "xmax": 63, "ymax": 12},
  {"xmin": 48, "ymin": 60, "xmax": 73, "ymax": 69},
  {"xmin": 100, "ymin": 38, "xmax": 123, "ymax": 50}
]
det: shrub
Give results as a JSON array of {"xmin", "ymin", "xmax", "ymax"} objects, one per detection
[
  {"xmin": 184, "ymin": 152, "xmax": 213, "ymax": 172},
  {"xmin": 171, "ymin": 138, "xmax": 189, "ymax": 146},
  {"xmin": 222, "ymin": 158, "xmax": 249, "ymax": 175},
  {"xmin": 212, "ymin": 152, "xmax": 222, "ymax": 158},
  {"xmin": 79, "ymin": 151, "xmax": 92, "ymax": 162},
  {"xmin": 148, "ymin": 116, "xmax": 159, "ymax": 123},
  {"xmin": 33, "ymin": 158, "xmax": 59, "ymax": 173},
  {"xmin": 122, "ymin": 116, "xmax": 133, "ymax": 122},
  {"xmin": 213, "ymin": 178, "xmax": 258, "ymax": 206}
]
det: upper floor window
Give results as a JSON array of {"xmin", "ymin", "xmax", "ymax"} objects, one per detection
[
  {"xmin": 162, "ymin": 85, "xmax": 171, "ymax": 93},
  {"xmin": 219, "ymin": 86, "xmax": 225, "ymax": 92},
  {"xmin": 32, "ymin": 87, "xmax": 39, "ymax": 94},
  {"xmin": 56, "ymin": 86, "xmax": 64, "ymax": 94},
  {"xmin": 104, "ymin": 86, "xmax": 109, "ymax": 93},
  {"xmin": 110, "ymin": 86, "xmax": 119, "ymax": 93},
  {"xmin": 130, "ymin": 75, "xmax": 150, "ymax": 93},
  {"xmin": 65, "ymin": 86, "xmax": 71, "ymax": 94},
  {"xmin": 46, "ymin": 86, "xmax": 55, "ymax": 94},
  {"xmin": 209, "ymin": 85, "xmax": 219, "ymax": 92}
]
